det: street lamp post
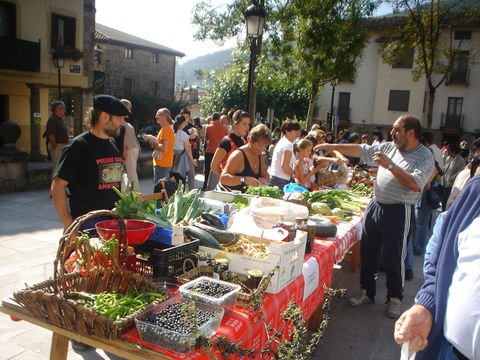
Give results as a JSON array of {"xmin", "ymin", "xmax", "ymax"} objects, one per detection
[
  {"xmin": 244, "ymin": 0, "xmax": 266, "ymax": 122},
  {"xmin": 52, "ymin": 49, "xmax": 65, "ymax": 100},
  {"xmin": 329, "ymin": 79, "xmax": 338, "ymax": 135}
]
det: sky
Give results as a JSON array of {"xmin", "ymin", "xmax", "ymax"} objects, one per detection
[
  {"xmin": 95, "ymin": 1, "xmax": 392, "ymax": 64},
  {"xmin": 95, "ymin": 0, "xmax": 239, "ymax": 63}
]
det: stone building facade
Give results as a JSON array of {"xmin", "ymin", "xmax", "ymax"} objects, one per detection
[{"xmin": 94, "ymin": 24, "xmax": 184, "ymax": 100}]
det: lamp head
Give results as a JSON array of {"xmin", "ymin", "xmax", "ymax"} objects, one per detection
[{"xmin": 244, "ymin": 1, "xmax": 266, "ymax": 39}]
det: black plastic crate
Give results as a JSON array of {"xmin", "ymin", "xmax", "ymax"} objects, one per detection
[{"xmin": 133, "ymin": 240, "xmax": 199, "ymax": 280}]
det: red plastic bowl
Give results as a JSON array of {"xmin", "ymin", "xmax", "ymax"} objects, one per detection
[{"xmin": 95, "ymin": 219, "xmax": 156, "ymax": 245}]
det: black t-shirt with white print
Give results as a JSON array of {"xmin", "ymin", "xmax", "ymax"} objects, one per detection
[{"xmin": 55, "ymin": 131, "xmax": 123, "ymax": 219}]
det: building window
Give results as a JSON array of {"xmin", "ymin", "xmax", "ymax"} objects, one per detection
[
  {"xmin": 125, "ymin": 48, "xmax": 133, "ymax": 59},
  {"xmin": 0, "ymin": 95, "xmax": 8, "ymax": 125},
  {"xmin": 388, "ymin": 90, "xmax": 410, "ymax": 111},
  {"xmin": 454, "ymin": 30, "xmax": 471, "ymax": 40},
  {"xmin": 51, "ymin": 13, "xmax": 76, "ymax": 48},
  {"xmin": 124, "ymin": 78, "xmax": 133, "ymax": 97},
  {"xmin": 151, "ymin": 81, "xmax": 158, "ymax": 96},
  {"xmin": 94, "ymin": 45, "xmax": 103, "ymax": 65},
  {"xmin": 0, "ymin": 1, "xmax": 16, "ymax": 38},
  {"xmin": 449, "ymin": 51, "xmax": 469, "ymax": 83},
  {"xmin": 446, "ymin": 97, "xmax": 463, "ymax": 128},
  {"xmin": 392, "ymin": 48, "xmax": 414, "ymax": 69},
  {"xmin": 151, "ymin": 52, "xmax": 158, "ymax": 63}
]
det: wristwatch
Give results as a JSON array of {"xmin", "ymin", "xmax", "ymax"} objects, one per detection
[
  {"xmin": 240, "ymin": 176, "xmax": 246, "ymax": 186},
  {"xmin": 387, "ymin": 163, "xmax": 395, "ymax": 171}
]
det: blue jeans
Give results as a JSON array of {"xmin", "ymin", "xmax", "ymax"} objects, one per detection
[
  {"xmin": 412, "ymin": 201, "xmax": 433, "ymax": 255},
  {"xmin": 438, "ymin": 336, "xmax": 464, "ymax": 360},
  {"xmin": 154, "ymin": 166, "xmax": 171, "ymax": 185}
]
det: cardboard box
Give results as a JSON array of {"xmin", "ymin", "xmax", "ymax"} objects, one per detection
[{"xmin": 199, "ymin": 231, "xmax": 307, "ymax": 294}]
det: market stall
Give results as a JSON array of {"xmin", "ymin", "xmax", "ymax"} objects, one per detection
[{"xmin": 0, "ymin": 181, "xmax": 370, "ymax": 360}]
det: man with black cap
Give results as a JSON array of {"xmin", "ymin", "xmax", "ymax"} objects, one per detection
[{"xmin": 51, "ymin": 95, "xmax": 130, "ymax": 231}]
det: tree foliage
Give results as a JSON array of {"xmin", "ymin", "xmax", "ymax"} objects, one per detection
[
  {"xmin": 379, "ymin": 0, "xmax": 480, "ymax": 128},
  {"xmin": 193, "ymin": 0, "xmax": 375, "ymax": 127},
  {"xmin": 199, "ymin": 50, "xmax": 309, "ymax": 121},
  {"xmin": 129, "ymin": 92, "xmax": 188, "ymax": 128}
]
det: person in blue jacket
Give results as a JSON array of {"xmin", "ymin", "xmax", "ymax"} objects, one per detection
[{"xmin": 394, "ymin": 174, "xmax": 480, "ymax": 360}]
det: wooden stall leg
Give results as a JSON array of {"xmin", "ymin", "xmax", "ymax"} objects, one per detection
[
  {"xmin": 50, "ymin": 333, "xmax": 69, "ymax": 360},
  {"xmin": 349, "ymin": 241, "xmax": 360, "ymax": 273}
]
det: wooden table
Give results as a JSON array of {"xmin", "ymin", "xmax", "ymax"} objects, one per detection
[
  {"xmin": 0, "ymin": 217, "xmax": 362, "ymax": 360},
  {"xmin": 0, "ymin": 297, "xmax": 172, "ymax": 360}
]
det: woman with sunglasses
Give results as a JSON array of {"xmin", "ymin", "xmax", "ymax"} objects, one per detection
[{"xmin": 206, "ymin": 110, "xmax": 250, "ymax": 190}]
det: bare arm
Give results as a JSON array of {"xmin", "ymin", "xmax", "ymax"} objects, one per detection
[
  {"xmin": 314, "ymin": 143, "xmax": 362, "ymax": 158},
  {"xmin": 294, "ymin": 160, "xmax": 318, "ymax": 187},
  {"xmin": 281, "ymin": 150, "xmax": 294, "ymax": 177},
  {"xmin": 48, "ymin": 134, "xmax": 56, "ymax": 149},
  {"xmin": 51, "ymin": 177, "xmax": 73, "ymax": 231},
  {"xmin": 183, "ymin": 140, "xmax": 196, "ymax": 165},
  {"xmin": 259, "ymin": 153, "xmax": 270, "ymax": 185},
  {"xmin": 373, "ymin": 152, "xmax": 422, "ymax": 192},
  {"xmin": 210, "ymin": 147, "xmax": 228, "ymax": 175}
]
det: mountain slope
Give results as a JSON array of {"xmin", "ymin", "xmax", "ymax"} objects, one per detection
[{"xmin": 175, "ymin": 48, "xmax": 233, "ymax": 86}]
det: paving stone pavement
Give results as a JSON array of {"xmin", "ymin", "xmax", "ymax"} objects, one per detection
[{"xmin": 0, "ymin": 178, "xmax": 428, "ymax": 359}]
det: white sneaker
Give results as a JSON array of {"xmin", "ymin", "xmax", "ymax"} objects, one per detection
[
  {"xmin": 348, "ymin": 289, "xmax": 374, "ymax": 307},
  {"xmin": 386, "ymin": 297, "xmax": 402, "ymax": 319}
]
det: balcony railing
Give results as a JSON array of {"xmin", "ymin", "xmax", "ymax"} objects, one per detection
[
  {"xmin": 441, "ymin": 113, "xmax": 464, "ymax": 131},
  {"xmin": 445, "ymin": 68, "xmax": 470, "ymax": 86},
  {"xmin": 0, "ymin": 37, "xmax": 40, "ymax": 72}
]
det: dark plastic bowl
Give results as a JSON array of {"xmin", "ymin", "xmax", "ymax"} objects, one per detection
[{"xmin": 95, "ymin": 219, "xmax": 156, "ymax": 245}]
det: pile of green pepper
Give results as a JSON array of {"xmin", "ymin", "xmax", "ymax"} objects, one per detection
[{"xmin": 67, "ymin": 291, "xmax": 167, "ymax": 321}]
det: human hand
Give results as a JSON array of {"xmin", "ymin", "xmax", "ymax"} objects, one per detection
[
  {"xmin": 246, "ymin": 176, "xmax": 261, "ymax": 186},
  {"xmin": 258, "ymin": 177, "xmax": 268, "ymax": 185},
  {"xmin": 314, "ymin": 143, "xmax": 329, "ymax": 152},
  {"xmin": 394, "ymin": 304, "xmax": 433, "ymax": 353},
  {"xmin": 373, "ymin": 151, "xmax": 392, "ymax": 168}
]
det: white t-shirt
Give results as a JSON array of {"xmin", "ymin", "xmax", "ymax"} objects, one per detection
[
  {"xmin": 429, "ymin": 144, "xmax": 444, "ymax": 171},
  {"xmin": 444, "ymin": 216, "xmax": 480, "ymax": 360},
  {"xmin": 269, "ymin": 136, "xmax": 294, "ymax": 180},
  {"xmin": 174, "ymin": 130, "xmax": 189, "ymax": 151}
]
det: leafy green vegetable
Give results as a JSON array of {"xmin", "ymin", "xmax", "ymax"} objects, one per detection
[
  {"xmin": 245, "ymin": 186, "xmax": 282, "ymax": 199},
  {"xmin": 230, "ymin": 195, "xmax": 249, "ymax": 209},
  {"xmin": 311, "ymin": 202, "xmax": 332, "ymax": 216}
]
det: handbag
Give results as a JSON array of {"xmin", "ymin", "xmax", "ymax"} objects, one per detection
[
  {"xmin": 425, "ymin": 187, "xmax": 441, "ymax": 209},
  {"xmin": 173, "ymin": 150, "xmax": 185, "ymax": 167}
]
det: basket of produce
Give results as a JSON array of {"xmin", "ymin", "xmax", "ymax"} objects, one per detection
[
  {"xmin": 13, "ymin": 210, "xmax": 167, "ymax": 339},
  {"xmin": 317, "ymin": 169, "xmax": 336, "ymax": 187}
]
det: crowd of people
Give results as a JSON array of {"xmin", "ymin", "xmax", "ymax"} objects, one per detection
[{"xmin": 45, "ymin": 96, "xmax": 480, "ymax": 358}]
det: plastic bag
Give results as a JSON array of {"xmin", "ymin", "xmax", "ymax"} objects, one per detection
[
  {"xmin": 283, "ymin": 182, "xmax": 308, "ymax": 194},
  {"xmin": 249, "ymin": 197, "xmax": 309, "ymax": 229}
]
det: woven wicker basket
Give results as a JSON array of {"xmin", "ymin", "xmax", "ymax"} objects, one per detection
[
  {"xmin": 13, "ymin": 210, "xmax": 164, "ymax": 339},
  {"xmin": 317, "ymin": 170, "xmax": 336, "ymax": 187}
]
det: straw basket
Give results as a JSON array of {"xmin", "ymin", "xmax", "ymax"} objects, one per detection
[
  {"xmin": 317, "ymin": 169, "xmax": 336, "ymax": 187},
  {"xmin": 13, "ymin": 210, "xmax": 164, "ymax": 339}
]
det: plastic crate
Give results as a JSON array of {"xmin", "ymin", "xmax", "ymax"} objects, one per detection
[
  {"xmin": 179, "ymin": 276, "xmax": 241, "ymax": 313},
  {"xmin": 150, "ymin": 227, "xmax": 173, "ymax": 244},
  {"xmin": 135, "ymin": 296, "xmax": 224, "ymax": 352},
  {"xmin": 133, "ymin": 240, "xmax": 199, "ymax": 280}
]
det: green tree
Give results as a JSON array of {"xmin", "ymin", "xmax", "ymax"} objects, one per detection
[
  {"xmin": 200, "ymin": 53, "xmax": 309, "ymax": 121},
  {"xmin": 129, "ymin": 92, "xmax": 188, "ymax": 129},
  {"xmin": 379, "ymin": 0, "xmax": 480, "ymax": 128},
  {"xmin": 193, "ymin": 0, "xmax": 374, "ymax": 128}
]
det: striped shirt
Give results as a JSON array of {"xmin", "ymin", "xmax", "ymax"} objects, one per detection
[{"xmin": 360, "ymin": 142, "xmax": 434, "ymax": 205}]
